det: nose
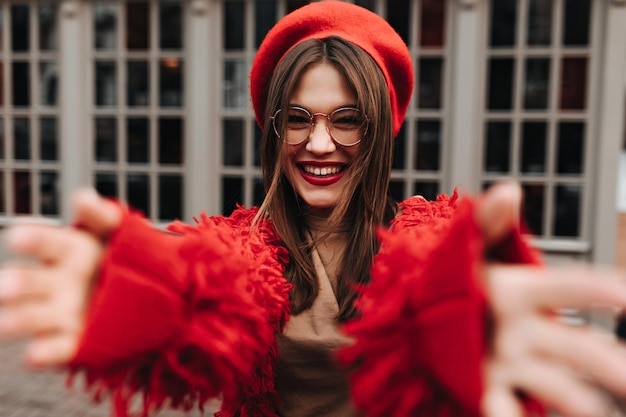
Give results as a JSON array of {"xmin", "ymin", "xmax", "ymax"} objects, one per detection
[{"xmin": 305, "ymin": 116, "xmax": 336, "ymax": 154}]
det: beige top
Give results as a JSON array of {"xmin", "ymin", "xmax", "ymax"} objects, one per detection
[{"xmin": 275, "ymin": 230, "xmax": 358, "ymax": 417}]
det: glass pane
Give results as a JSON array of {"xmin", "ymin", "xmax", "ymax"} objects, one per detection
[
  {"xmin": 11, "ymin": 5, "xmax": 29, "ymax": 52},
  {"xmin": 560, "ymin": 57, "xmax": 587, "ymax": 110},
  {"xmin": 127, "ymin": 61, "xmax": 149, "ymax": 107},
  {"xmin": 222, "ymin": 176, "xmax": 243, "ymax": 215},
  {"xmin": 95, "ymin": 61, "xmax": 117, "ymax": 106},
  {"xmin": 159, "ymin": 2, "xmax": 182, "ymax": 49},
  {"xmin": 13, "ymin": 171, "xmax": 30, "ymax": 214},
  {"xmin": 563, "ymin": 0, "xmax": 590, "ymax": 46},
  {"xmin": 0, "ymin": 119, "xmax": 3, "ymax": 160},
  {"xmin": 14, "ymin": 118, "xmax": 30, "ymax": 160},
  {"xmin": 127, "ymin": 173, "xmax": 149, "ymax": 216},
  {"xmin": 12, "ymin": 62, "xmax": 30, "ymax": 107},
  {"xmin": 489, "ymin": 0, "xmax": 517, "ymax": 47},
  {"xmin": 224, "ymin": 1, "xmax": 245, "ymax": 50},
  {"xmin": 386, "ymin": 0, "xmax": 410, "ymax": 44},
  {"xmin": 520, "ymin": 121, "xmax": 547, "ymax": 174},
  {"xmin": 39, "ymin": 62, "xmax": 58, "ymax": 106},
  {"xmin": 415, "ymin": 120, "xmax": 440, "ymax": 171},
  {"xmin": 413, "ymin": 181, "xmax": 439, "ymax": 201},
  {"xmin": 95, "ymin": 172, "xmax": 118, "ymax": 198},
  {"xmin": 223, "ymin": 119, "xmax": 244, "ymax": 166},
  {"xmin": 253, "ymin": 176, "xmax": 265, "ymax": 207},
  {"xmin": 159, "ymin": 117, "xmax": 183, "ymax": 164},
  {"xmin": 95, "ymin": 117, "xmax": 117, "ymax": 162},
  {"xmin": 521, "ymin": 183, "xmax": 545, "ymax": 235},
  {"xmin": 287, "ymin": 0, "xmax": 308, "ymax": 13},
  {"xmin": 223, "ymin": 59, "xmax": 248, "ymax": 109},
  {"xmin": 40, "ymin": 171, "xmax": 58, "ymax": 215},
  {"xmin": 484, "ymin": 121, "xmax": 511, "ymax": 173},
  {"xmin": 255, "ymin": 0, "xmax": 276, "ymax": 48},
  {"xmin": 392, "ymin": 124, "xmax": 406, "ymax": 170},
  {"xmin": 38, "ymin": 4, "xmax": 57, "ymax": 51},
  {"xmin": 355, "ymin": 0, "xmax": 376, "ymax": 11},
  {"xmin": 388, "ymin": 180, "xmax": 404, "ymax": 202},
  {"xmin": 557, "ymin": 122, "xmax": 585, "ymax": 174},
  {"xmin": 40, "ymin": 117, "xmax": 57, "ymax": 161},
  {"xmin": 418, "ymin": 58, "xmax": 443, "ymax": 109},
  {"xmin": 0, "ymin": 8, "xmax": 4, "ymax": 52},
  {"xmin": 254, "ymin": 123, "xmax": 262, "ymax": 167},
  {"xmin": 159, "ymin": 58, "xmax": 183, "ymax": 107},
  {"xmin": 553, "ymin": 184, "xmax": 581, "ymax": 237},
  {"xmin": 487, "ymin": 58, "xmax": 515, "ymax": 111},
  {"xmin": 159, "ymin": 174, "xmax": 182, "ymax": 220},
  {"xmin": 0, "ymin": 172, "xmax": 4, "ymax": 213},
  {"xmin": 94, "ymin": 3, "xmax": 117, "ymax": 50},
  {"xmin": 420, "ymin": 0, "xmax": 446, "ymax": 47},
  {"xmin": 0, "ymin": 64, "xmax": 4, "ymax": 107},
  {"xmin": 126, "ymin": 2, "xmax": 149, "ymax": 50},
  {"xmin": 126, "ymin": 118, "xmax": 149, "ymax": 164},
  {"xmin": 527, "ymin": 0, "xmax": 552, "ymax": 46},
  {"xmin": 524, "ymin": 58, "xmax": 550, "ymax": 110}
]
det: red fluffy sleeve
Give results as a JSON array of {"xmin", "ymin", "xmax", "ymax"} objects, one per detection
[
  {"xmin": 69, "ymin": 207, "xmax": 291, "ymax": 417},
  {"xmin": 338, "ymin": 193, "xmax": 543, "ymax": 417}
]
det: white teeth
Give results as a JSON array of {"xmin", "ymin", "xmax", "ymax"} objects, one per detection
[{"xmin": 302, "ymin": 165, "xmax": 342, "ymax": 176}]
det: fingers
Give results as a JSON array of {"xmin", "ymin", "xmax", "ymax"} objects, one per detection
[
  {"xmin": 25, "ymin": 334, "xmax": 80, "ymax": 368},
  {"xmin": 481, "ymin": 385, "xmax": 524, "ymax": 417},
  {"xmin": 477, "ymin": 181, "xmax": 522, "ymax": 246},
  {"xmin": 72, "ymin": 188, "xmax": 122, "ymax": 239}
]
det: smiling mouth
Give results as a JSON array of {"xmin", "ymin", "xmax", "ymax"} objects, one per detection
[{"xmin": 299, "ymin": 164, "xmax": 346, "ymax": 177}]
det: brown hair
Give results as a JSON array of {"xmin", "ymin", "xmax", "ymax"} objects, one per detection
[{"xmin": 256, "ymin": 37, "xmax": 397, "ymax": 321}]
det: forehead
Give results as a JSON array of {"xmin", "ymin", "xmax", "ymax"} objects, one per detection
[{"xmin": 289, "ymin": 63, "xmax": 357, "ymax": 111}]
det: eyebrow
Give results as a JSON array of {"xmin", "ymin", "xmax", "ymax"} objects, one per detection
[{"xmin": 287, "ymin": 103, "xmax": 360, "ymax": 111}]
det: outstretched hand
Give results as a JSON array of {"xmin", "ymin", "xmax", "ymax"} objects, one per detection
[
  {"xmin": 478, "ymin": 182, "xmax": 626, "ymax": 417},
  {"xmin": 0, "ymin": 189, "xmax": 121, "ymax": 367}
]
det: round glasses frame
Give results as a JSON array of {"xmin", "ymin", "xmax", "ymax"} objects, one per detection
[{"xmin": 271, "ymin": 106, "xmax": 369, "ymax": 147}]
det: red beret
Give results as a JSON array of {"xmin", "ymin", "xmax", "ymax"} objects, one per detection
[{"xmin": 250, "ymin": 1, "xmax": 414, "ymax": 137}]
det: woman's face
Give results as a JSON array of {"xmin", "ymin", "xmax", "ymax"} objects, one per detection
[{"xmin": 281, "ymin": 63, "xmax": 361, "ymax": 212}]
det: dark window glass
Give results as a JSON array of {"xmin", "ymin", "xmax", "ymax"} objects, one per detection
[
  {"xmin": 560, "ymin": 57, "xmax": 587, "ymax": 110},
  {"xmin": 255, "ymin": 0, "xmax": 277, "ymax": 48},
  {"xmin": 127, "ymin": 61, "xmax": 149, "ymax": 107},
  {"xmin": 388, "ymin": 180, "xmax": 404, "ymax": 203},
  {"xmin": 11, "ymin": 5, "xmax": 29, "ymax": 52},
  {"xmin": 557, "ymin": 122, "xmax": 585, "ymax": 174},
  {"xmin": 386, "ymin": 0, "xmax": 410, "ymax": 44},
  {"xmin": 484, "ymin": 121, "xmax": 511, "ymax": 173},
  {"xmin": 95, "ymin": 172, "xmax": 118, "ymax": 198},
  {"xmin": 95, "ymin": 61, "xmax": 117, "ymax": 106},
  {"xmin": 40, "ymin": 117, "xmax": 57, "ymax": 161},
  {"xmin": 415, "ymin": 120, "xmax": 441, "ymax": 171},
  {"xmin": 95, "ymin": 117, "xmax": 117, "ymax": 162},
  {"xmin": 159, "ymin": 174, "xmax": 182, "ymax": 220},
  {"xmin": 159, "ymin": 2, "xmax": 182, "ymax": 49},
  {"xmin": 94, "ymin": 4, "xmax": 117, "ymax": 50},
  {"xmin": 520, "ymin": 121, "xmax": 547, "ymax": 174},
  {"xmin": 563, "ymin": 0, "xmax": 590, "ymax": 46},
  {"xmin": 524, "ymin": 58, "xmax": 550, "ymax": 110},
  {"xmin": 392, "ymin": 124, "xmax": 406, "ymax": 170},
  {"xmin": 527, "ymin": 0, "xmax": 552, "ymax": 46},
  {"xmin": 223, "ymin": 119, "xmax": 244, "ymax": 166},
  {"xmin": 414, "ymin": 181, "xmax": 439, "ymax": 201},
  {"xmin": 40, "ymin": 171, "xmax": 58, "ymax": 215},
  {"xmin": 126, "ymin": 118, "xmax": 149, "ymax": 163},
  {"xmin": 223, "ymin": 60, "xmax": 247, "ymax": 109},
  {"xmin": 12, "ymin": 62, "xmax": 30, "ymax": 107},
  {"xmin": 38, "ymin": 4, "xmax": 57, "ymax": 51},
  {"xmin": 418, "ymin": 58, "xmax": 444, "ymax": 109},
  {"xmin": 159, "ymin": 117, "xmax": 183, "ymax": 164},
  {"xmin": 126, "ymin": 2, "xmax": 149, "ymax": 50},
  {"xmin": 354, "ymin": 0, "xmax": 376, "ymax": 11},
  {"xmin": 13, "ymin": 118, "xmax": 30, "ymax": 160},
  {"xmin": 224, "ymin": 1, "xmax": 245, "ymax": 50},
  {"xmin": 287, "ymin": 0, "xmax": 308, "ymax": 13},
  {"xmin": 553, "ymin": 184, "xmax": 581, "ymax": 237},
  {"xmin": 0, "ymin": 172, "xmax": 4, "ymax": 213},
  {"xmin": 253, "ymin": 176, "xmax": 265, "ymax": 207},
  {"xmin": 222, "ymin": 176, "xmax": 243, "ymax": 215},
  {"xmin": 39, "ymin": 62, "xmax": 58, "ymax": 106},
  {"xmin": 13, "ymin": 171, "xmax": 30, "ymax": 214},
  {"xmin": 254, "ymin": 123, "xmax": 262, "ymax": 167},
  {"xmin": 0, "ymin": 8, "xmax": 4, "ymax": 52},
  {"xmin": 487, "ymin": 58, "xmax": 515, "ymax": 110},
  {"xmin": 160, "ymin": 59, "xmax": 183, "ymax": 107},
  {"xmin": 0, "ymin": 119, "xmax": 4, "ymax": 160},
  {"xmin": 127, "ymin": 173, "xmax": 149, "ymax": 216},
  {"xmin": 489, "ymin": 0, "xmax": 517, "ymax": 47},
  {"xmin": 521, "ymin": 183, "xmax": 545, "ymax": 235},
  {"xmin": 420, "ymin": 0, "xmax": 445, "ymax": 47},
  {"xmin": 0, "ymin": 64, "xmax": 4, "ymax": 107}
]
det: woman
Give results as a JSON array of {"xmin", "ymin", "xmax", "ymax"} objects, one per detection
[{"xmin": 1, "ymin": 2, "xmax": 626, "ymax": 417}]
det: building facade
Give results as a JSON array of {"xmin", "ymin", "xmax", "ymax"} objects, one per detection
[{"xmin": 0, "ymin": 0, "xmax": 624, "ymax": 266}]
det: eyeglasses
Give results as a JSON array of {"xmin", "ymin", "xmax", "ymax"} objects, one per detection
[{"xmin": 271, "ymin": 106, "xmax": 368, "ymax": 147}]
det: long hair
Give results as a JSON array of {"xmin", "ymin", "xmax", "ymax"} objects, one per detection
[{"xmin": 256, "ymin": 37, "xmax": 397, "ymax": 321}]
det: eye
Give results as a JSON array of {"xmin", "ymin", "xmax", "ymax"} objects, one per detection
[
  {"xmin": 331, "ymin": 109, "xmax": 364, "ymax": 130},
  {"xmin": 286, "ymin": 109, "xmax": 311, "ymax": 129}
]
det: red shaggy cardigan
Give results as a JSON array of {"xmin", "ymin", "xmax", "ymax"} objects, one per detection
[{"xmin": 68, "ymin": 193, "xmax": 542, "ymax": 417}]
